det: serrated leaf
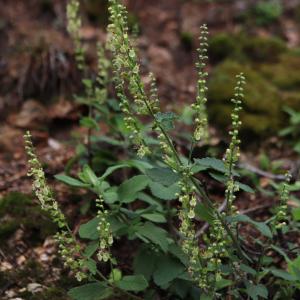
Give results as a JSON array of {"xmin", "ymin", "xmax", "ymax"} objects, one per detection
[
  {"xmin": 145, "ymin": 167, "xmax": 180, "ymax": 186},
  {"xmin": 245, "ymin": 283, "xmax": 268, "ymax": 300},
  {"xmin": 68, "ymin": 282, "xmax": 112, "ymax": 300},
  {"xmin": 292, "ymin": 207, "xmax": 300, "ymax": 221},
  {"xmin": 117, "ymin": 275, "xmax": 148, "ymax": 292},
  {"xmin": 136, "ymin": 222, "xmax": 169, "ymax": 252},
  {"xmin": 82, "ymin": 165, "xmax": 99, "ymax": 187},
  {"xmin": 103, "ymin": 189, "xmax": 118, "ymax": 204},
  {"xmin": 155, "ymin": 112, "xmax": 178, "ymax": 130},
  {"xmin": 142, "ymin": 213, "xmax": 167, "ymax": 223},
  {"xmin": 55, "ymin": 174, "xmax": 89, "ymax": 188},
  {"xmin": 149, "ymin": 182, "xmax": 180, "ymax": 200},
  {"xmin": 269, "ymin": 268, "xmax": 296, "ymax": 281},
  {"xmin": 80, "ymin": 117, "xmax": 99, "ymax": 130},
  {"xmin": 99, "ymin": 164, "xmax": 131, "ymax": 180},
  {"xmin": 168, "ymin": 244, "xmax": 189, "ymax": 266},
  {"xmin": 118, "ymin": 175, "xmax": 149, "ymax": 203},
  {"xmin": 84, "ymin": 259, "xmax": 97, "ymax": 275},
  {"xmin": 227, "ymin": 215, "xmax": 272, "ymax": 238},
  {"xmin": 194, "ymin": 157, "xmax": 239, "ymax": 176},
  {"xmin": 133, "ymin": 247, "xmax": 157, "ymax": 280},
  {"xmin": 83, "ymin": 241, "xmax": 98, "ymax": 258},
  {"xmin": 194, "ymin": 203, "xmax": 214, "ymax": 224},
  {"xmin": 79, "ymin": 217, "xmax": 99, "ymax": 240},
  {"xmin": 153, "ymin": 256, "xmax": 185, "ymax": 287},
  {"xmin": 238, "ymin": 182, "xmax": 255, "ymax": 193}
]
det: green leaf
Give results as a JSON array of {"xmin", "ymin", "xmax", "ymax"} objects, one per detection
[
  {"xmin": 68, "ymin": 282, "xmax": 112, "ymax": 300},
  {"xmin": 149, "ymin": 182, "xmax": 180, "ymax": 200},
  {"xmin": 227, "ymin": 215, "xmax": 272, "ymax": 238},
  {"xmin": 209, "ymin": 172, "xmax": 254, "ymax": 193},
  {"xmin": 238, "ymin": 182, "xmax": 255, "ymax": 194},
  {"xmin": 145, "ymin": 167, "xmax": 180, "ymax": 186},
  {"xmin": 79, "ymin": 217, "xmax": 99, "ymax": 240},
  {"xmin": 99, "ymin": 164, "xmax": 131, "ymax": 180},
  {"xmin": 82, "ymin": 165, "xmax": 99, "ymax": 187},
  {"xmin": 136, "ymin": 222, "xmax": 169, "ymax": 252},
  {"xmin": 269, "ymin": 268, "xmax": 296, "ymax": 281},
  {"xmin": 168, "ymin": 244, "xmax": 189, "ymax": 266},
  {"xmin": 118, "ymin": 175, "xmax": 149, "ymax": 203},
  {"xmin": 55, "ymin": 174, "xmax": 89, "ymax": 188},
  {"xmin": 83, "ymin": 241, "xmax": 98, "ymax": 258},
  {"xmin": 240, "ymin": 264, "xmax": 257, "ymax": 276},
  {"xmin": 195, "ymin": 203, "xmax": 214, "ymax": 224},
  {"xmin": 155, "ymin": 112, "xmax": 178, "ymax": 130},
  {"xmin": 245, "ymin": 283, "xmax": 268, "ymax": 300},
  {"xmin": 133, "ymin": 247, "xmax": 157, "ymax": 280},
  {"xmin": 84, "ymin": 259, "xmax": 97, "ymax": 275},
  {"xmin": 141, "ymin": 213, "xmax": 167, "ymax": 223},
  {"xmin": 117, "ymin": 275, "xmax": 148, "ymax": 292},
  {"xmin": 153, "ymin": 256, "xmax": 185, "ymax": 287},
  {"xmin": 194, "ymin": 157, "xmax": 239, "ymax": 176},
  {"xmin": 103, "ymin": 189, "xmax": 118, "ymax": 204},
  {"xmin": 194, "ymin": 158, "xmax": 227, "ymax": 173},
  {"xmin": 292, "ymin": 207, "xmax": 300, "ymax": 221},
  {"xmin": 80, "ymin": 117, "xmax": 99, "ymax": 130}
]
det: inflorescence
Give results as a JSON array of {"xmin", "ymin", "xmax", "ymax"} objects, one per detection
[
  {"xmin": 24, "ymin": 131, "xmax": 87, "ymax": 281},
  {"xmin": 96, "ymin": 196, "xmax": 114, "ymax": 262},
  {"xmin": 67, "ymin": 0, "xmax": 85, "ymax": 70},
  {"xmin": 192, "ymin": 24, "xmax": 209, "ymax": 142}
]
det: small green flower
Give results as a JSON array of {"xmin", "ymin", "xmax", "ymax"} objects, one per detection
[
  {"xmin": 24, "ymin": 131, "xmax": 86, "ymax": 281},
  {"xmin": 95, "ymin": 196, "xmax": 114, "ymax": 262},
  {"xmin": 67, "ymin": 0, "xmax": 85, "ymax": 70},
  {"xmin": 192, "ymin": 24, "xmax": 209, "ymax": 141}
]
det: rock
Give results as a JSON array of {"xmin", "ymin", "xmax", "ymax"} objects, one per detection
[
  {"xmin": 207, "ymin": 59, "xmax": 300, "ymax": 136},
  {"xmin": 209, "ymin": 32, "xmax": 287, "ymax": 64},
  {"xmin": 7, "ymin": 100, "xmax": 48, "ymax": 129},
  {"xmin": 260, "ymin": 52, "xmax": 300, "ymax": 90},
  {"xmin": 27, "ymin": 283, "xmax": 45, "ymax": 294}
]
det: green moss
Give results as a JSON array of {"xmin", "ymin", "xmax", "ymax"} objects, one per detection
[
  {"xmin": 207, "ymin": 60, "xmax": 281, "ymax": 135},
  {"xmin": 241, "ymin": 36, "xmax": 286, "ymax": 63},
  {"xmin": 180, "ymin": 31, "xmax": 194, "ymax": 51},
  {"xmin": 0, "ymin": 192, "xmax": 57, "ymax": 241},
  {"xmin": 209, "ymin": 33, "xmax": 244, "ymax": 63},
  {"xmin": 260, "ymin": 52, "xmax": 300, "ymax": 90},
  {"xmin": 22, "ymin": 287, "xmax": 70, "ymax": 300},
  {"xmin": 209, "ymin": 33, "xmax": 286, "ymax": 64}
]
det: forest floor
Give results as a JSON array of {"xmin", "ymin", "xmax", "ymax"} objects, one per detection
[{"xmin": 1, "ymin": 0, "xmax": 300, "ymax": 299}]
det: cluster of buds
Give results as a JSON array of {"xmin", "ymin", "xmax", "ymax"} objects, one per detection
[
  {"xmin": 56, "ymin": 231, "xmax": 87, "ymax": 281},
  {"xmin": 176, "ymin": 168, "xmax": 204, "ymax": 284},
  {"xmin": 108, "ymin": 0, "xmax": 150, "ymax": 157},
  {"xmin": 273, "ymin": 172, "xmax": 291, "ymax": 230},
  {"xmin": 24, "ymin": 131, "xmax": 86, "ymax": 281},
  {"xmin": 67, "ymin": 0, "xmax": 85, "ymax": 70},
  {"xmin": 148, "ymin": 72, "xmax": 161, "ymax": 114},
  {"xmin": 192, "ymin": 24, "xmax": 209, "ymax": 141},
  {"xmin": 95, "ymin": 196, "xmax": 114, "ymax": 262},
  {"xmin": 95, "ymin": 42, "xmax": 110, "ymax": 105},
  {"xmin": 224, "ymin": 73, "xmax": 245, "ymax": 214}
]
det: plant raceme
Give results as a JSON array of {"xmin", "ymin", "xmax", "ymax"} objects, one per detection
[{"xmin": 24, "ymin": 0, "xmax": 300, "ymax": 299}]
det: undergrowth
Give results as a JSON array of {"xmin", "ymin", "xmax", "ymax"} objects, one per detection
[{"xmin": 23, "ymin": 0, "xmax": 300, "ymax": 299}]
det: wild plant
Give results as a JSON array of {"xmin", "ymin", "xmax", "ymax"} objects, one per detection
[{"xmin": 24, "ymin": 0, "xmax": 300, "ymax": 299}]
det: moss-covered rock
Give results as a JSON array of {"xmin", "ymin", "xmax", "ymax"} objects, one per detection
[
  {"xmin": 209, "ymin": 33, "xmax": 244, "ymax": 63},
  {"xmin": 0, "ymin": 192, "xmax": 57, "ymax": 241},
  {"xmin": 207, "ymin": 59, "xmax": 300, "ymax": 136},
  {"xmin": 241, "ymin": 35, "xmax": 286, "ymax": 63},
  {"xmin": 209, "ymin": 32, "xmax": 287, "ymax": 64},
  {"xmin": 260, "ymin": 52, "xmax": 300, "ymax": 90}
]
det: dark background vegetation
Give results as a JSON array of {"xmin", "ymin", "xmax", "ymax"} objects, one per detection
[{"xmin": 1, "ymin": 0, "xmax": 300, "ymax": 299}]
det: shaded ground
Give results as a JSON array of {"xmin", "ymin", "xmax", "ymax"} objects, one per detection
[{"xmin": 1, "ymin": 0, "xmax": 300, "ymax": 299}]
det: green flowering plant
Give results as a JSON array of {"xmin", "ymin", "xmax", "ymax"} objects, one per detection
[{"xmin": 24, "ymin": 0, "xmax": 300, "ymax": 299}]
